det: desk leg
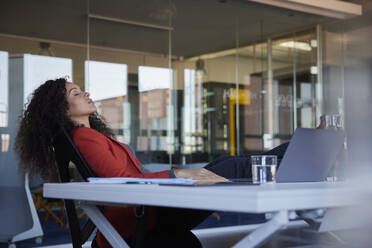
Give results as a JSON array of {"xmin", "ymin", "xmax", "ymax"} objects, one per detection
[
  {"xmin": 233, "ymin": 210, "xmax": 288, "ymax": 248},
  {"xmin": 80, "ymin": 203, "xmax": 130, "ymax": 248}
]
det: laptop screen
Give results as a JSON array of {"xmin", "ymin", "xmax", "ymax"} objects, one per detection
[{"xmin": 276, "ymin": 128, "xmax": 345, "ymax": 183}]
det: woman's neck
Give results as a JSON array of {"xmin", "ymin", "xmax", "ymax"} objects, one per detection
[{"xmin": 71, "ymin": 116, "xmax": 91, "ymax": 128}]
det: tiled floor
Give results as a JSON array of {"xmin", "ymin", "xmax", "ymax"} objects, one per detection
[
  {"xmin": 0, "ymin": 210, "xmax": 265, "ymax": 248},
  {"xmin": 0, "ymin": 210, "xmax": 93, "ymax": 248},
  {"xmin": 0, "ymin": 210, "xmax": 352, "ymax": 248}
]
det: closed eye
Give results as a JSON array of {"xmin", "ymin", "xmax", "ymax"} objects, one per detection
[{"xmin": 68, "ymin": 87, "xmax": 82, "ymax": 96}]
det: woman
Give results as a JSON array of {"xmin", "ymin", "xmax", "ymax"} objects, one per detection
[{"xmin": 15, "ymin": 78, "xmax": 288, "ymax": 248}]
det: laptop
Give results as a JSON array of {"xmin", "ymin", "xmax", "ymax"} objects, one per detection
[
  {"xmin": 275, "ymin": 128, "xmax": 344, "ymax": 183},
  {"xmin": 164, "ymin": 128, "xmax": 344, "ymax": 186},
  {"xmin": 205, "ymin": 128, "xmax": 344, "ymax": 185}
]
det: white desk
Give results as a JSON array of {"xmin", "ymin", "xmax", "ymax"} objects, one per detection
[{"xmin": 43, "ymin": 182, "xmax": 362, "ymax": 248}]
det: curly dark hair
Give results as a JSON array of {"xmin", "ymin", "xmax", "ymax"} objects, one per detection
[{"xmin": 15, "ymin": 78, "xmax": 114, "ymax": 180}]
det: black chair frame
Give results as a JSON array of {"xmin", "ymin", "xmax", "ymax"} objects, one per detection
[
  {"xmin": 53, "ymin": 127, "xmax": 97, "ymax": 248},
  {"xmin": 53, "ymin": 127, "xmax": 147, "ymax": 248}
]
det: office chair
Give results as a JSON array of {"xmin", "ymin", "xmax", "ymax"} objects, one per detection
[
  {"xmin": 32, "ymin": 187, "xmax": 66, "ymax": 227},
  {"xmin": 52, "ymin": 127, "xmax": 97, "ymax": 248},
  {"xmin": 53, "ymin": 127, "xmax": 147, "ymax": 248}
]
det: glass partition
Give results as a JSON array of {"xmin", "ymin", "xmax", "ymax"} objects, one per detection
[
  {"xmin": 81, "ymin": 1, "xmax": 332, "ymax": 167},
  {"xmin": 137, "ymin": 66, "xmax": 173, "ymax": 163},
  {"xmin": 4, "ymin": 0, "xmax": 370, "ymax": 244},
  {"xmin": 85, "ymin": 60, "xmax": 128, "ymax": 142},
  {"xmin": 181, "ymin": 27, "xmax": 321, "ymax": 160},
  {"xmin": 0, "ymin": 51, "xmax": 8, "ymax": 128},
  {"xmin": 22, "ymin": 54, "xmax": 73, "ymax": 103},
  {"xmin": 0, "ymin": 0, "xmax": 336, "ymax": 167},
  {"xmin": 0, "ymin": 51, "xmax": 8, "ymax": 154},
  {"xmin": 238, "ymin": 42, "xmax": 268, "ymax": 154},
  {"xmin": 269, "ymin": 29, "xmax": 320, "ymax": 148}
]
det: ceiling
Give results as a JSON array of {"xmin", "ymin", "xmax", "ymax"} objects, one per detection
[{"xmin": 0, "ymin": 0, "xmax": 334, "ymax": 58}]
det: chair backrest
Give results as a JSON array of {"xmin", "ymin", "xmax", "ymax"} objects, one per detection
[
  {"xmin": 54, "ymin": 128, "xmax": 96, "ymax": 182},
  {"xmin": 53, "ymin": 127, "xmax": 96, "ymax": 248}
]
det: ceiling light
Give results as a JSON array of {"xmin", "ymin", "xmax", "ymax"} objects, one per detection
[
  {"xmin": 279, "ymin": 41, "xmax": 311, "ymax": 51},
  {"xmin": 310, "ymin": 40, "xmax": 318, "ymax": 48},
  {"xmin": 247, "ymin": 0, "xmax": 362, "ymax": 20},
  {"xmin": 310, "ymin": 66, "xmax": 318, "ymax": 75}
]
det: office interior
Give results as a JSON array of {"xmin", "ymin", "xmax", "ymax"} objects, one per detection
[{"xmin": 1, "ymin": 0, "xmax": 372, "ymax": 247}]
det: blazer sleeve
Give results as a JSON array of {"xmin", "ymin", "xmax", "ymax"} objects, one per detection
[{"xmin": 72, "ymin": 128, "xmax": 169, "ymax": 178}]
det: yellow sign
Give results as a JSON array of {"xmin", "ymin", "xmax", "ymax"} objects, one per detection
[
  {"xmin": 230, "ymin": 88, "xmax": 251, "ymax": 105},
  {"xmin": 229, "ymin": 88, "xmax": 251, "ymax": 156}
]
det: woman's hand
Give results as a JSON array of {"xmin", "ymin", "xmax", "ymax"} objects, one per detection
[{"xmin": 173, "ymin": 168, "xmax": 227, "ymax": 182}]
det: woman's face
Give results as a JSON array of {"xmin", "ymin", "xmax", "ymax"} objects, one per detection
[{"xmin": 65, "ymin": 83, "xmax": 97, "ymax": 120}]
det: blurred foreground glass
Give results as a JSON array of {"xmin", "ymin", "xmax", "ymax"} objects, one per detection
[
  {"xmin": 324, "ymin": 114, "xmax": 346, "ymax": 182},
  {"xmin": 324, "ymin": 114, "xmax": 342, "ymax": 130},
  {"xmin": 251, "ymin": 155, "xmax": 277, "ymax": 184}
]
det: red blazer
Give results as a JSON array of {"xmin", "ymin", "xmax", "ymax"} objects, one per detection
[{"xmin": 71, "ymin": 127, "xmax": 169, "ymax": 248}]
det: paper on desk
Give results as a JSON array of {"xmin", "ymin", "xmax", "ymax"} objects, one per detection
[{"xmin": 87, "ymin": 177, "xmax": 197, "ymax": 185}]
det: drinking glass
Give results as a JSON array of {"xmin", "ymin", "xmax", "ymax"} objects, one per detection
[{"xmin": 251, "ymin": 155, "xmax": 277, "ymax": 184}]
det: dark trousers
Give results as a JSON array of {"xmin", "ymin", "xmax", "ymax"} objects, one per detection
[
  {"xmin": 205, "ymin": 141, "xmax": 289, "ymax": 178},
  {"xmin": 94, "ymin": 143, "xmax": 289, "ymax": 248}
]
